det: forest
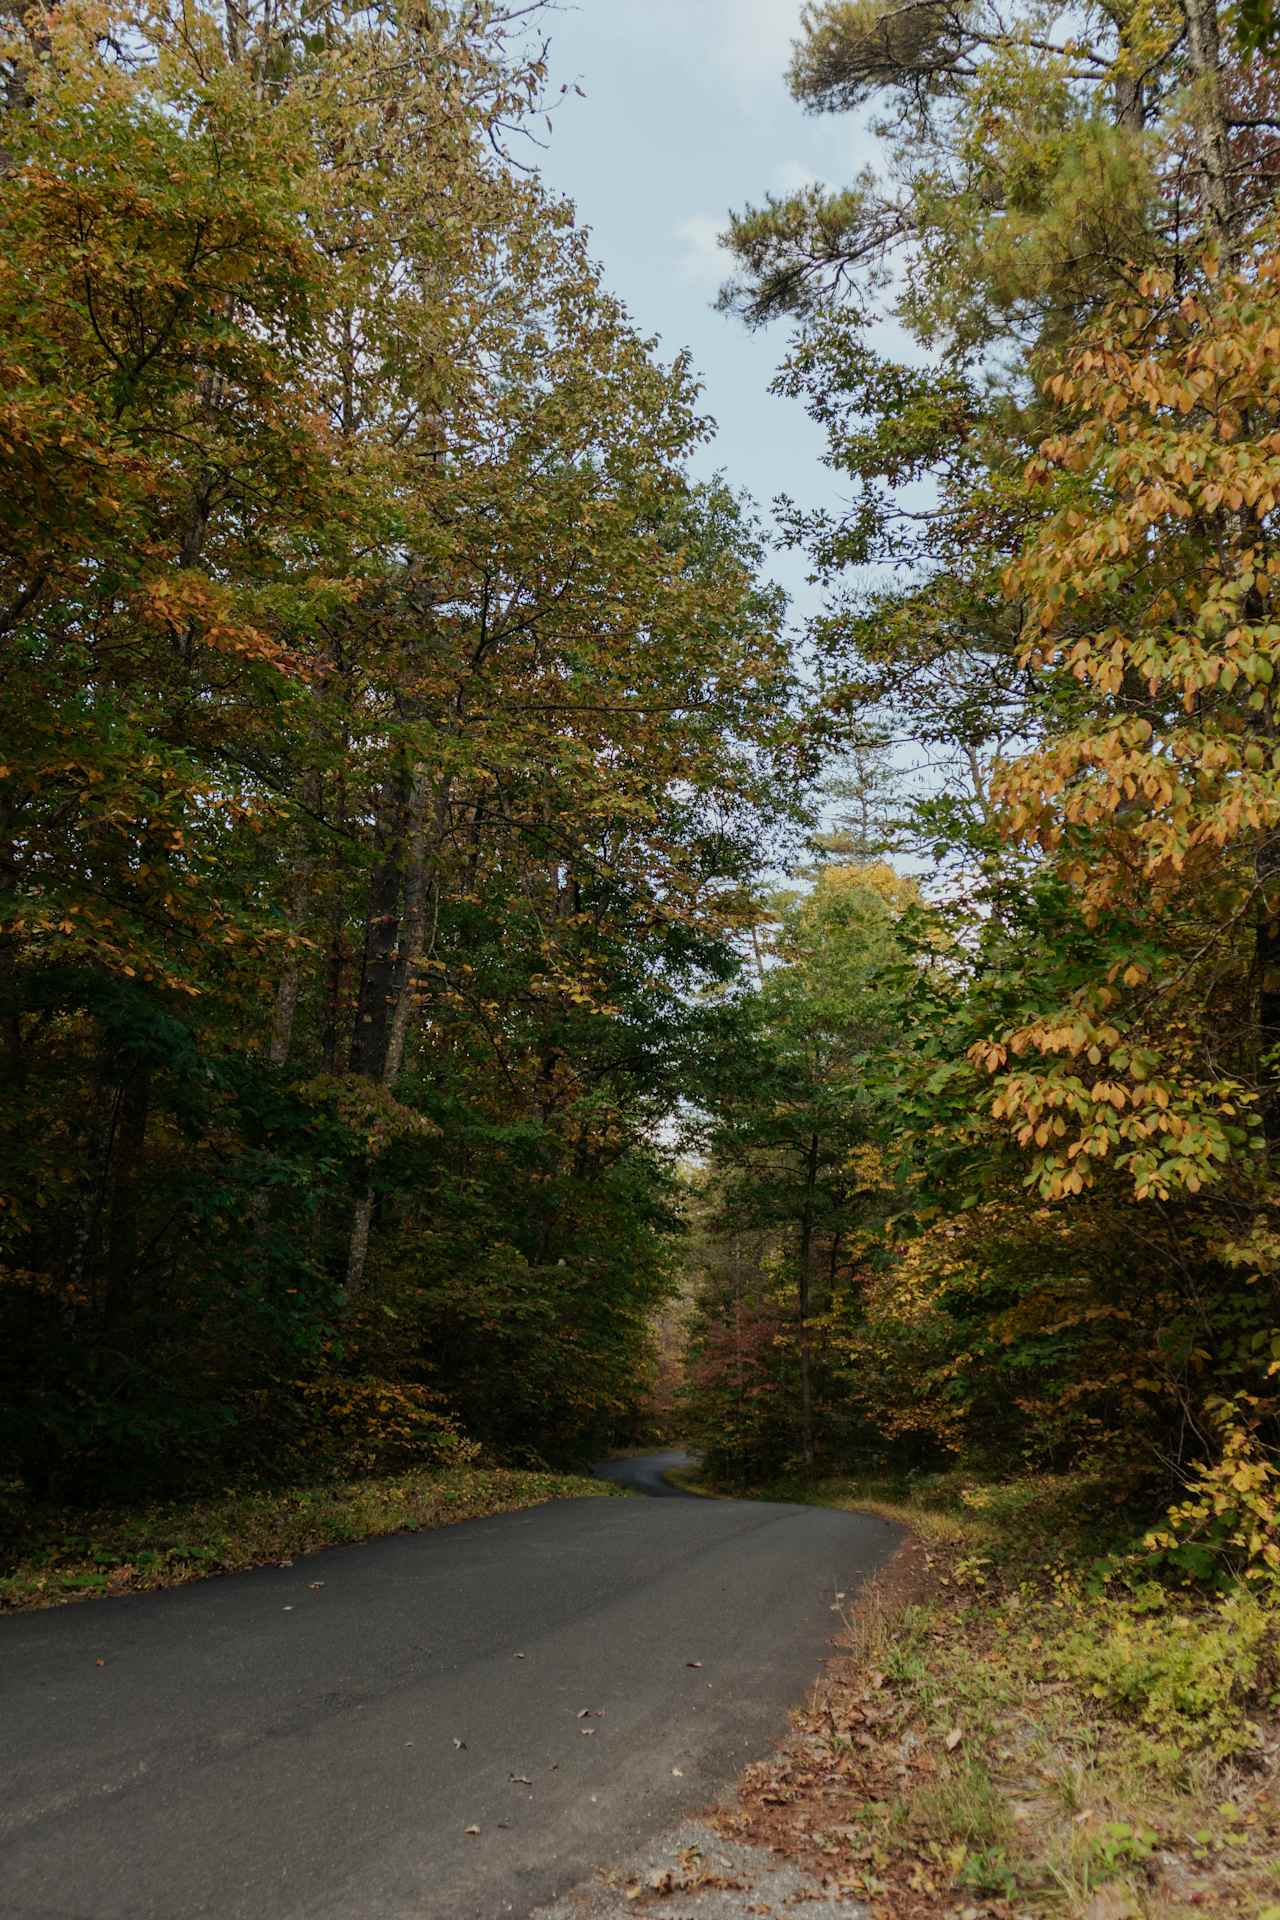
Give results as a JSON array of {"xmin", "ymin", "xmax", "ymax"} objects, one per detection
[
  {"xmin": 3, "ymin": 0, "xmax": 1280, "ymax": 1824},
  {"xmin": 681, "ymin": 0, "xmax": 1280, "ymax": 1579},
  {"xmin": 5, "ymin": 0, "xmax": 1280, "ymax": 1905},
  {"xmin": 0, "ymin": 0, "xmax": 823, "ymax": 1503}
]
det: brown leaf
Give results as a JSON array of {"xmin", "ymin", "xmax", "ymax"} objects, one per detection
[
  {"xmin": 463, "ymin": 1825, "xmax": 480, "ymax": 1837},
  {"xmin": 945, "ymin": 1727, "xmax": 963, "ymax": 1750}
]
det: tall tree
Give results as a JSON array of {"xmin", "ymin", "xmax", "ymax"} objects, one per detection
[{"xmin": 0, "ymin": 0, "xmax": 812, "ymax": 1495}]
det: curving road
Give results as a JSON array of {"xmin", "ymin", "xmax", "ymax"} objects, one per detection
[
  {"xmin": 0, "ymin": 1457, "xmax": 898, "ymax": 1920},
  {"xmin": 590, "ymin": 1448, "xmax": 702, "ymax": 1497}
]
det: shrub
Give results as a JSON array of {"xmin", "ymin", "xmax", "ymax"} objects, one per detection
[
  {"xmin": 1145, "ymin": 1399, "xmax": 1280, "ymax": 1590},
  {"xmin": 237, "ymin": 1377, "xmax": 479, "ymax": 1480},
  {"xmin": 1055, "ymin": 1585, "xmax": 1279, "ymax": 1765}
]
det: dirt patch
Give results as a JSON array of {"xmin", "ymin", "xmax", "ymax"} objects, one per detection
[{"xmin": 534, "ymin": 1814, "xmax": 870, "ymax": 1918}]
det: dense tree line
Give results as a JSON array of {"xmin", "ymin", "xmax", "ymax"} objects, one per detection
[
  {"xmin": 6, "ymin": 0, "xmax": 1280, "ymax": 1593},
  {"xmin": 0, "ymin": 0, "xmax": 815, "ymax": 1499},
  {"xmin": 682, "ymin": 0, "xmax": 1280, "ymax": 1584}
]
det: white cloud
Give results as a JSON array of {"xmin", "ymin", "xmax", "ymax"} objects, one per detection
[
  {"xmin": 773, "ymin": 158, "xmax": 821, "ymax": 194},
  {"xmin": 612, "ymin": 0, "xmax": 803, "ymax": 100},
  {"xmin": 721, "ymin": 0, "xmax": 806, "ymax": 85},
  {"xmin": 674, "ymin": 211, "xmax": 730, "ymax": 285}
]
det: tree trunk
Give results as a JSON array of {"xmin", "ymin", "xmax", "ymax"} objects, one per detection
[
  {"xmin": 345, "ymin": 764, "xmax": 435, "ymax": 1298},
  {"xmin": 267, "ymin": 770, "xmax": 324, "ymax": 1070},
  {"xmin": 104, "ymin": 1068, "xmax": 151, "ymax": 1331},
  {"xmin": 1257, "ymin": 832, "xmax": 1280, "ymax": 1149},
  {"xmin": 796, "ymin": 1132, "xmax": 819, "ymax": 1473},
  {"xmin": 345, "ymin": 1186, "xmax": 376, "ymax": 1298},
  {"xmin": 1181, "ymin": 0, "xmax": 1232, "ymax": 240},
  {"xmin": 382, "ymin": 769, "xmax": 436, "ymax": 1085},
  {"xmin": 350, "ymin": 765, "xmax": 412, "ymax": 1081}
]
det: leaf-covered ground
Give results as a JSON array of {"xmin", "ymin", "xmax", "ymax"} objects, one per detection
[
  {"xmin": 0, "ymin": 1466, "xmax": 618, "ymax": 1611},
  {"xmin": 685, "ymin": 1473, "xmax": 1280, "ymax": 1920}
]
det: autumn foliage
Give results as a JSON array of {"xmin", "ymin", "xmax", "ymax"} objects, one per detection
[
  {"xmin": 0, "ymin": 0, "xmax": 809, "ymax": 1500},
  {"xmin": 681, "ymin": 0, "xmax": 1280, "ymax": 1596}
]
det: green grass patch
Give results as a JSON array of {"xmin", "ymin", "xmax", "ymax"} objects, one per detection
[{"xmin": 0, "ymin": 1465, "xmax": 619, "ymax": 1611}]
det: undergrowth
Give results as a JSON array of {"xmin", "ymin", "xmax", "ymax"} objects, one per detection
[
  {"xmin": 702, "ymin": 1466, "xmax": 1280, "ymax": 1919},
  {"xmin": 0, "ymin": 1465, "xmax": 617, "ymax": 1611}
]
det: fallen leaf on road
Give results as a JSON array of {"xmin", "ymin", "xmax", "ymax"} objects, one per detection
[
  {"xmin": 672, "ymin": 1767, "xmax": 683, "ymax": 1777},
  {"xmin": 510, "ymin": 1775, "xmax": 532, "ymax": 1785},
  {"xmin": 95, "ymin": 1659, "xmax": 105, "ymax": 1667},
  {"xmin": 576, "ymin": 1707, "xmax": 603, "ymax": 1718},
  {"xmin": 309, "ymin": 1582, "xmax": 324, "ymax": 1590},
  {"xmin": 282, "ymin": 1606, "xmax": 293, "ymax": 1612},
  {"xmin": 685, "ymin": 1661, "xmax": 703, "ymax": 1669},
  {"xmin": 579, "ymin": 1727, "xmax": 595, "ymax": 1736},
  {"xmin": 513, "ymin": 1652, "xmax": 525, "ymax": 1660},
  {"xmin": 453, "ymin": 1738, "xmax": 467, "ymax": 1750},
  {"xmin": 464, "ymin": 1825, "xmax": 480, "ymax": 1837}
]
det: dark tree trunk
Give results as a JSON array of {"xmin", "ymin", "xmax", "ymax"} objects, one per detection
[
  {"xmin": 350, "ymin": 765, "xmax": 412, "ymax": 1080},
  {"xmin": 345, "ymin": 763, "xmax": 434, "ymax": 1297},
  {"xmin": 104, "ymin": 1068, "xmax": 151, "ymax": 1331},
  {"xmin": 796, "ymin": 1131, "xmax": 819, "ymax": 1472},
  {"xmin": 1257, "ymin": 833, "xmax": 1280, "ymax": 1149}
]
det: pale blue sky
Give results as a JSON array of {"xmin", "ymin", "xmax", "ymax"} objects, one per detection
[{"xmin": 534, "ymin": 0, "xmax": 881, "ymax": 616}]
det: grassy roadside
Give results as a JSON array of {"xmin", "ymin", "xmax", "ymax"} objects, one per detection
[
  {"xmin": 693, "ymin": 1468, "xmax": 1280, "ymax": 1920},
  {"xmin": 0, "ymin": 1465, "xmax": 617, "ymax": 1612}
]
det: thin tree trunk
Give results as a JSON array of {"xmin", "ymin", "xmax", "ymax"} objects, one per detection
[
  {"xmin": 350, "ymin": 763, "xmax": 411, "ymax": 1081},
  {"xmin": 382, "ymin": 768, "xmax": 435, "ymax": 1084},
  {"xmin": 104, "ymin": 1068, "xmax": 151, "ymax": 1331},
  {"xmin": 66, "ymin": 1069, "xmax": 115, "ymax": 1312},
  {"xmin": 323, "ymin": 906, "xmax": 348, "ymax": 1072},
  {"xmin": 345, "ymin": 764, "xmax": 435, "ymax": 1298},
  {"xmin": 345, "ymin": 1187, "xmax": 376, "ymax": 1297},
  {"xmin": 267, "ymin": 770, "xmax": 324, "ymax": 1070},
  {"xmin": 796, "ymin": 1131, "xmax": 819, "ymax": 1472}
]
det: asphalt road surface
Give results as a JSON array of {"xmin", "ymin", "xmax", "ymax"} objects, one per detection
[
  {"xmin": 1, "ymin": 1458, "xmax": 899, "ymax": 1920},
  {"xmin": 590, "ymin": 1448, "xmax": 701, "ymax": 1497}
]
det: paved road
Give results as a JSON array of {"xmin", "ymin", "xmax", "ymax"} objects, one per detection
[
  {"xmin": 590, "ymin": 1448, "xmax": 701, "ymax": 1497},
  {"xmin": 0, "ymin": 1461, "xmax": 898, "ymax": 1920}
]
